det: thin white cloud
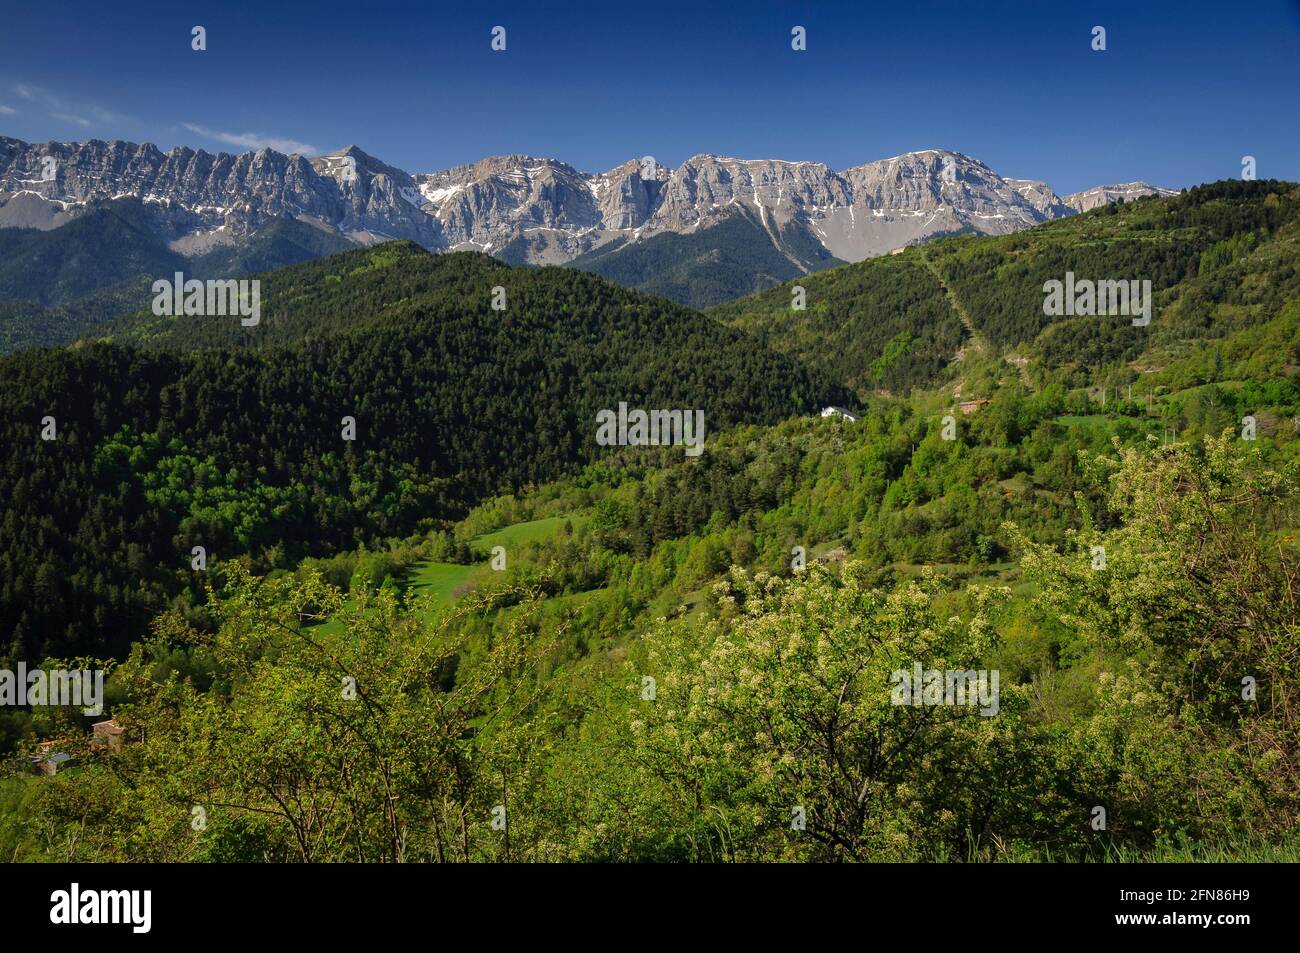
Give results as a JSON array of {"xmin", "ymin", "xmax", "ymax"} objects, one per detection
[
  {"xmin": 0, "ymin": 105, "xmax": 16, "ymax": 115},
  {"xmin": 52, "ymin": 112, "xmax": 92, "ymax": 127},
  {"xmin": 182, "ymin": 122, "xmax": 318, "ymax": 156},
  {"xmin": 11, "ymin": 83, "xmax": 130, "ymax": 126},
  {"xmin": 88, "ymin": 106, "xmax": 127, "ymax": 124}
]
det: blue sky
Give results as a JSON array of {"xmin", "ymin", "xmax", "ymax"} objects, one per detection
[{"xmin": 1, "ymin": 0, "xmax": 1297, "ymax": 193}]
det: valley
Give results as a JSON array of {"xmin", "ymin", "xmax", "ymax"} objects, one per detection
[{"xmin": 1, "ymin": 175, "xmax": 1298, "ymax": 865}]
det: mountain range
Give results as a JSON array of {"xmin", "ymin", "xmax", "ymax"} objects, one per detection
[{"xmin": 0, "ymin": 135, "xmax": 1178, "ymax": 328}]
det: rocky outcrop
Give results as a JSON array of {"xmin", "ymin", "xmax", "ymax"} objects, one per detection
[{"xmin": 1062, "ymin": 182, "xmax": 1179, "ymax": 213}]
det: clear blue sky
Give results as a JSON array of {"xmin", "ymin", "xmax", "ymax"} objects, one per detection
[{"xmin": 2, "ymin": 0, "xmax": 1297, "ymax": 193}]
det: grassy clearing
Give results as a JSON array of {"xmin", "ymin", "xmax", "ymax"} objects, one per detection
[
  {"xmin": 406, "ymin": 561, "xmax": 482, "ymax": 605},
  {"xmin": 470, "ymin": 514, "xmax": 586, "ymax": 554},
  {"xmin": 308, "ymin": 560, "xmax": 482, "ymax": 635},
  {"xmin": 308, "ymin": 513, "xmax": 592, "ymax": 634}
]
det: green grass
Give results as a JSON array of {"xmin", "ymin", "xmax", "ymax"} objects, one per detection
[
  {"xmin": 470, "ymin": 515, "xmax": 584, "ymax": 554},
  {"xmin": 406, "ymin": 561, "xmax": 483, "ymax": 607},
  {"xmin": 310, "ymin": 513, "xmax": 588, "ymax": 635},
  {"xmin": 309, "ymin": 560, "xmax": 482, "ymax": 636}
]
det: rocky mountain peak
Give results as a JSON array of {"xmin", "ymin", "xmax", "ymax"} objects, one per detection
[
  {"xmin": 0, "ymin": 134, "xmax": 1171, "ymax": 267},
  {"xmin": 1063, "ymin": 181, "xmax": 1180, "ymax": 212}
]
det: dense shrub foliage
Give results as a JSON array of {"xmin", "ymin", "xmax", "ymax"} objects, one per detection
[{"xmin": 15, "ymin": 436, "xmax": 1298, "ymax": 861}]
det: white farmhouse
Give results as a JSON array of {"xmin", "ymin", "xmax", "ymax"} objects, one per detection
[{"xmin": 820, "ymin": 406, "xmax": 859, "ymax": 423}]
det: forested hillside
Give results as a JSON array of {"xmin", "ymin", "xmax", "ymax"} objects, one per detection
[
  {"xmin": 0, "ymin": 200, "xmax": 357, "ymax": 354},
  {"xmin": 569, "ymin": 206, "xmax": 845, "ymax": 309},
  {"xmin": 0, "ymin": 200, "xmax": 184, "ymax": 308},
  {"xmin": 712, "ymin": 180, "xmax": 1300, "ymax": 400},
  {"xmin": 0, "ymin": 245, "xmax": 839, "ymax": 663}
]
